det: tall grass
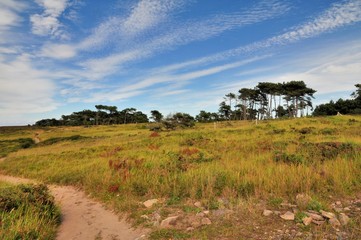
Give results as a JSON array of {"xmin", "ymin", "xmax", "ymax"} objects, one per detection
[
  {"xmin": 0, "ymin": 182, "xmax": 61, "ymax": 240},
  {"xmin": 0, "ymin": 116, "xmax": 360, "ymax": 212}
]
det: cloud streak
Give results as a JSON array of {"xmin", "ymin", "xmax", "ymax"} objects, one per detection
[{"xmin": 30, "ymin": 0, "xmax": 70, "ymax": 40}]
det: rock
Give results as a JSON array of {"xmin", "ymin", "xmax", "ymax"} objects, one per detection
[
  {"xmin": 143, "ymin": 199, "xmax": 158, "ymax": 208},
  {"xmin": 302, "ymin": 216, "xmax": 313, "ymax": 226},
  {"xmin": 329, "ymin": 217, "xmax": 341, "ymax": 228},
  {"xmin": 140, "ymin": 215, "xmax": 149, "ymax": 220},
  {"xmin": 160, "ymin": 216, "xmax": 179, "ymax": 228},
  {"xmin": 280, "ymin": 211, "xmax": 295, "ymax": 221},
  {"xmin": 281, "ymin": 203, "xmax": 297, "ymax": 208},
  {"xmin": 320, "ymin": 210, "xmax": 336, "ymax": 219},
  {"xmin": 334, "ymin": 207, "xmax": 343, "ymax": 213},
  {"xmin": 201, "ymin": 217, "xmax": 212, "ymax": 225},
  {"xmin": 203, "ymin": 210, "xmax": 210, "ymax": 215},
  {"xmin": 296, "ymin": 194, "xmax": 312, "ymax": 208},
  {"xmin": 194, "ymin": 201, "xmax": 202, "ymax": 208},
  {"xmin": 336, "ymin": 201, "xmax": 342, "ymax": 205},
  {"xmin": 263, "ymin": 209, "xmax": 273, "ymax": 216},
  {"xmin": 312, "ymin": 220, "xmax": 325, "ymax": 225},
  {"xmin": 196, "ymin": 212, "xmax": 205, "ymax": 217},
  {"xmin": 211, "ymin": 209, "xmax": 233, "ymax": 217},
  {"xmin": 186, "ymin": 227, "xmax": 194, "ymax": 232},
  {"xmin": 343, "ymin": 207, "xmax": 351, "ymax": 211},
  {"xmin": 305, "ymin": 212, "xmax": 324, "ymax": 221},
  {"xmin": 134, "ymin": 235, "xmax": 147, "ymax": 240},
  {"xmin": 339, "ymin": 213, "xmax": 350, "ymax": 226}
]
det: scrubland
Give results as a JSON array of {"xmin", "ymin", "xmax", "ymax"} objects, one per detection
[{"xmin": 0, "ymin": 116, "xmax": 360, "ymax": 239}]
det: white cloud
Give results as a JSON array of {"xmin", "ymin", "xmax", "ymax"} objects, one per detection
[
  {"xmin": 41, "ymin": 43, "xmax": 76, "ymax": 59},
  {"xmin": 79, "ymin": 0, "xmax": 185, "ymax": 50},
  {"xmin": 0, "ymin": 54, "xmax": 58, "ymax": 116},
  {"xmin": 214, "ymin": 40, "xmax": 361, "ymax": 101},
  {"xmin": 160, "ymin": 0, "xmax": 361, "ymax": 72},
  {"xmin": 74, "ymin": 0, "xmax": 288, "ymax": 80},
  {"xmin": 0, "ymin": 0, "xmax": 27, "ymax": 30},
  {"xmin": 30, "ymin": 0, "xmax": 69, "ymax": 39}
]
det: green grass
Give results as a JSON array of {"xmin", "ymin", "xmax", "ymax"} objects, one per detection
[
  {"xmin": 0, "ymin": 116, "xmax": 360, "ymax": 238},
  {"xmin": 0, "ymin": 182, "xmax": 61, "ymax": 240}
]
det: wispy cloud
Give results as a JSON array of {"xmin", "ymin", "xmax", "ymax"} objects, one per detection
[
  {"xmin": 30, "ymin": 0, "xmax": 70, "ymax": 40},
  {"xmin": 79, "ymin": 0, "xmax": 186, "ymax": 51},
  {"xmin": 73, "ymin": 0, "xmax": 289, "ymax": 81},
  {"xmin": 0, "ymin": 0, "xmax": 27, "ymax": 29},
  {"xmin": 0, "ymin": 54, "xmax": 58, "ymax": 116},
  {"xmin": 160, "ymin": 0, "xmax": 361, "ymax": 72}
]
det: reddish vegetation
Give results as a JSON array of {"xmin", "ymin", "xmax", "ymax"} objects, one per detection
[
  {"xmin": 100, "ymin": 146, "xmax": 122, "ymax": 158},
  {"xmin": 148, "ymin": 144, "xmax": 159, "ymax": 150},
  {"xmin": 108, "ymin": 159, "xmax": 130, "ymax": 182},
  {"xmin": 180, "ymin": 147, "xmax": 200, "ymax": 156},
  {"xmin": 108, "ymin": 184, "xmax": 119, "ymax": 193},
  {"xmin": 149, "ymin": 132, "xmax": 160, "ymax": 137}
]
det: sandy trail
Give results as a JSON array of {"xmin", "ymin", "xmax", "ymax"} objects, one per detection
[{"xmin": 0, "ymin": 174, "xmax": 147, "ymax": 240}]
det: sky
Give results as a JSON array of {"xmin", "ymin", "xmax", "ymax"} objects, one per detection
[{"xmin": 0, "ymin": 0, "xmax": 361, "ymax": 126}]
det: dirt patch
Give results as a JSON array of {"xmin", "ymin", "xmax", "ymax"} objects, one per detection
[{"xmin": 0, "ymin": 174, "xmax": 147, "ymax": 240}]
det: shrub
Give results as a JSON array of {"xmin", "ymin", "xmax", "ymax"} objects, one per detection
[
  {"xmin": 274, "ymin": 152, "xmax": 304, "ymax": 165},
  {"xmin": 0, "ymin": 138, "xmax": 35, "ymax": 157},
  {"xmin": 0, "ymin": 184, "xmax": 60, "ymax": 239},
  {"xmin": 38, "ymin": 135, "xmax": 88, "ymax": 146}
]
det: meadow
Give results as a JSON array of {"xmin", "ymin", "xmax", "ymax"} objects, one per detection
[{"xmin": 0, "ymin": 116, "xmax": 360, "ymax": 239}]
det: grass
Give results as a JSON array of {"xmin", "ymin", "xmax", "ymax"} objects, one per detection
[
  {"xmin": 0, "ymin": 181, "xmax": 61, "ymax": 240},
  {"xmin": 0, "ymin": 115, "xmax": 360, "ymax": 238}
]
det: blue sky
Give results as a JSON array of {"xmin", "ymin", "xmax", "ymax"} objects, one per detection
[{"xmin": 0, "ymin": 0, "xmax": 361, "ymax": 125}]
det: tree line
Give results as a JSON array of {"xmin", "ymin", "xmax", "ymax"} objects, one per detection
[
  {"xmin": 196, "ymin": 80, "xmax": 316, "ymax": 122},
  {"xmin": 35, "ymin": 106, "xmax": 149, "ymax": 126},
  {"xmin": 313, "ymin": 84, "xmax": 361, "ymax": 116},
  {"xmin": 35, "ymin": 82, "xmax": 360, "ymax": 127}
]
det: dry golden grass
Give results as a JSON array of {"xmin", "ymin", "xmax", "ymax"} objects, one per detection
[{"xmin": 0, "ymin": 115, "xmax": 360, "ymax": 239}]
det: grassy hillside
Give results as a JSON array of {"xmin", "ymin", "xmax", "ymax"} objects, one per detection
[
  {"xmin": 0, "ymin": 181, "xmax": 60, "ymax": 240},
  {"xmin": 0, "ymin": 116, "xmax": 360, "ymax": 239}
]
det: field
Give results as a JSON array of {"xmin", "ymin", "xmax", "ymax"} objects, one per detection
[{"xmin": 0, "ymin": 116, "xmax": 360, "ymax": 239}]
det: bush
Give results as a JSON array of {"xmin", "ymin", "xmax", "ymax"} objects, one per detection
[
  {"xmin": 0, "ymin": 138, "xmax": 35, "ymax": 157},
  {"xmin": 162, "ymin": 112, "xmax": 195, "ymax": 130},
  {"xmin": 38, "ymin": 135, "xmax": 88, "ymax": 146},
  {"xmin": 0, "ymin": 184, "xmax": 61, "ymax": 239}
]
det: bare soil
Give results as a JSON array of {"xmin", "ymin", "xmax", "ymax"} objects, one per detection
[{"xmin": 0, "ymin": 174, "xmax": 147, "ymax": 240}]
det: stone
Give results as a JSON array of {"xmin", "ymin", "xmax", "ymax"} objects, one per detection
[
  {"xmin": 196, "ymin": 212, "xmax": 205, "ymax": 217},
  {"xmin": 143, "ymin": 199, "xmax": 158, "ymax": 208},
  {"xmin": 140, "ymin": 215, "xmax": 149, "ymax": 220},
  {"xmin": 281, "ymin": 203, "xmax": 297, "ymax": 208},
  {"xmin": 305, "ymin": 212, "xmax": 324, "ymax": 221},
  {"xmin": 302, "ymin": 216, "xmax": 313, "ymax": 226},
  {"xmin": 263, "ymin": 209, "xmax": 273, "ymax": 216},
  {"xmin": 296, "ymin": 194, "xmax": 312, "ymax": 208},
  {"xmin": 343, "ymin": 207, "xmax": 351, "ymax": 211},
  {"xmin": 336, "ymin": 201, "xmax": 342, "ymax": 205},
  {"xmin": 194, "ymin": 201, "xmax": 202, "ymax": 208},
  {"xmin": 312, "ymin": 220, "xmax": 325, "ymax": 225},
  {"xmin": 329, "ymin": 217, "xmax": 341, "ymax": 228},
  {"xmin": 160, "ymin": 216, "xmax": 179, "ymax": 228},
  {"xmin": 201, "ymin": 217, "xmax": 212, "ymax": 225},
  {"xmin": 339, "ymin": 213, "xmax": 350, "ymax": 226},
  {"xmin": 280, "ymin": 211, "xmax": 295, "ymax": 221},
  {"xmin": 203, "ymin": 210, "xmax": 210, "ymax": 215},
  {"xmin": 320, "ymin": 210, "xmax": 336, "ymax": 219},
  {"xmin": 134, "ymin": 235, "xmax": 147, "ymax": 240},
  {"xmin": 186, "ymin": 227, "xmax": 194, "ymax": 232},
  {"xmin": 334, "ymin": 207, "xmax": 343, "ymax": 213}
]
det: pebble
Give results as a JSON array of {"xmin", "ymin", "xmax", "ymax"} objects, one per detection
[{"xmin": 263, "ymin": 209, "xmax": 273, "ymax": 216}]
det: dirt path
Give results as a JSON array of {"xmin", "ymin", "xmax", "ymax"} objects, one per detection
[{"xmin": 0, "ymin": 174, "xmax": 147, "ymax": 240}]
